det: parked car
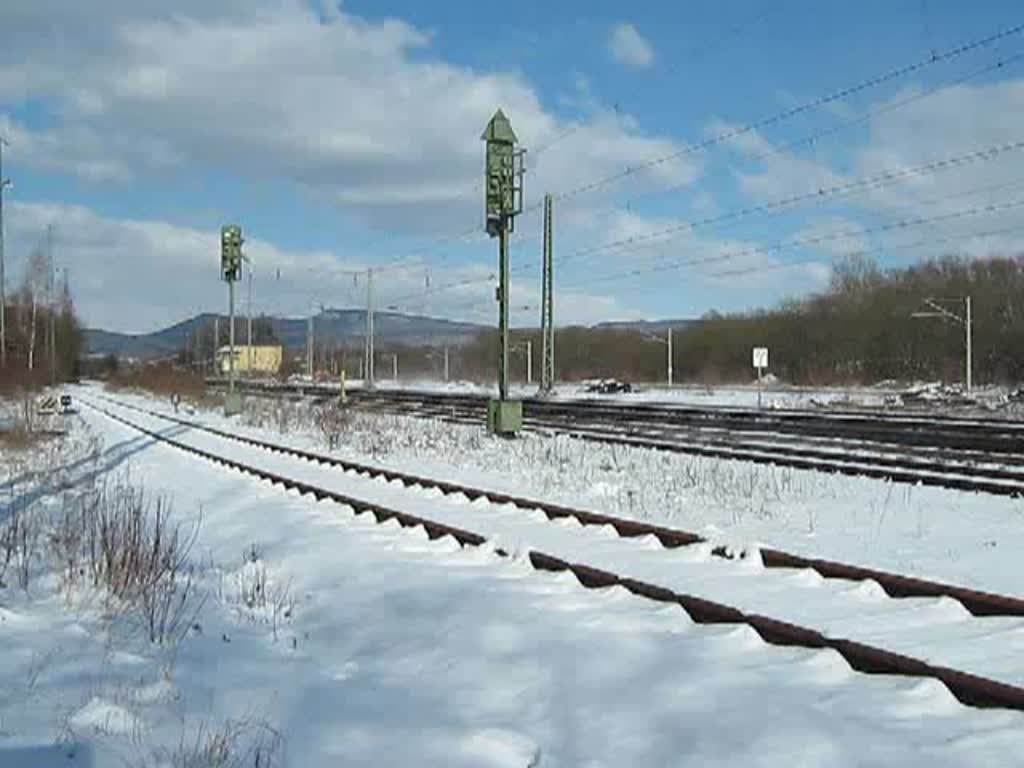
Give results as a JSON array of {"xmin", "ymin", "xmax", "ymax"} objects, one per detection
[{"xmin": 584, "ymin": 378, "xmax": 632, "ymax": 394}]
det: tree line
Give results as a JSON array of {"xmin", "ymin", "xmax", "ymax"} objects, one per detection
[
  {"xmin": 172, "ymin": 252, "xmax": 1024, "ymax": 388},
  {"xmin": 0, "ymin": 242, "xmax": 83, "ymax": 393},
  {"xmin": 410, "ymin": 253, "xmax": 1024, "ymax": 387}
]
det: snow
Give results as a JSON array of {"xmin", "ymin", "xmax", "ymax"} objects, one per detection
[
  {"xmin": 3, "ymin": 385, "xmax": 1024, "ymax": 764},
  {"xmin": 119, "ymin": 385, "xmax": 1024, "ymax": 597},
  {"xmin": 71, "ymin": 396, "xmax": 1024, "ymax": 687}
]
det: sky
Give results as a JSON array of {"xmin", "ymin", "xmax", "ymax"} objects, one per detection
[{"xmin": 1, "ymin": 0, "xmax": 1024, "ymax": 333}]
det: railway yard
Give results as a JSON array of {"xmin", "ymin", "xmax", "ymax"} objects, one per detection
[{"xmin": 3, "ymin": 380, "xmax": 1022, "ymax": 764}]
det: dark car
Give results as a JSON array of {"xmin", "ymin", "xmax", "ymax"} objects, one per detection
[{"xmin": 585, "ymin": 379, "xmax": 632, "ymax": 394}]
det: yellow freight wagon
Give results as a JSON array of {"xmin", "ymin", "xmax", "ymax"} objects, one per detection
[{"xmin": 217, "ymin": 345, "xmax": 282, "ymax": 375}]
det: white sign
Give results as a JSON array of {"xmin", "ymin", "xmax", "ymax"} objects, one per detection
[{"xmin": 752, "ymin": 347, "xmax": 768, "ymax": 369}]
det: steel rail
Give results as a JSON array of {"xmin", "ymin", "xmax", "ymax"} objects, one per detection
[
  {"xmin": 94, "ymin": 393, "xmax": 1024, "ymax": 618},
  {"xmin": 81, "ymin": 396, "xmax": 1024, "ymax": 712}
]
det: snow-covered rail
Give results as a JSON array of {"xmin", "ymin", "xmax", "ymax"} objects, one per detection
[
  {"xmin": 81, "ymin": 394, "xmax": 1024, "ymax": 712},
  {"xmin": 269, "ymin": 386, "xmax": 1024, "ymax": 496},
  {"xmin": 91, "ymin": 392, "xmax": 1024, "ymax": 619}
]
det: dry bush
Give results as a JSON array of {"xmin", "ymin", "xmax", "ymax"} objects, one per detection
[
  {"xmin": 226, "ymin": 545, "xmax": 294, "ymax": 643},
  {"xmin": 0, "ymin": 423, "xmax": 42, "ymax": 451},
  {"xmin": 0, "ymin": 507, "xmax": 42, "ymax": 591},
  {"xmin": 75, "ymin": 481, "xmax": 203, "ymax": 644},
  {"xmin": 107, "ymin": 363, "xmax": 206, "ymax": 401},
  {"xmin": 145, "ymin": 716, "xmax": 282, "ymax": 768},
  {"xmin": 313, "ymin": 401, "xmax": 351, "ymax": 449},
  {"xmin": 0, "ymin": 364, "xmax": 49, "ymax": 398}
]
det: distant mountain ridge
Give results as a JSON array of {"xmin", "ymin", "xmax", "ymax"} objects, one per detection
[
  {"xmin": 84, "ymin": 310, "xmax": 490, "ymax": 360},
  {"xmin": 84, "ymin": 312, "xmax": 699, "ymax": 360}
]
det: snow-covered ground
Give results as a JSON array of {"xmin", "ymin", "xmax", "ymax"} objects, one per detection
[
  {"xmin": 3, "ymin": 385, "xmax": 1024, "ymax": 765},
  {"xmin": 278, "ymin": 375, "xmax": 1022, "ymax": 414},
  {"xmin": 115, "ymin": 385, "xmax": 1024, "ymax": 597}
]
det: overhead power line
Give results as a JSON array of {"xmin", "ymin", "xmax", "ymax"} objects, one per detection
[
  {"xmin": 557, "ymin": 195, "xmax": 1024, "ymax": 290},
  {"xmin": 546, "ymin": 137, "xmax": 1024, "ymax": 266},
  {"xmin": 625, "ymin": 48, "xmax": 1024, "ymax": 210},
  {"xmin": 541, "ymin": 21, "xmax": 1024, "ymax": 207},
  {"xmin": 359, "ymin": 20, "xmax": 1024, "ymax": 279},
  {"xmin": 704, "ymin": 220, "xmax": 1024, "ymax": 279}
]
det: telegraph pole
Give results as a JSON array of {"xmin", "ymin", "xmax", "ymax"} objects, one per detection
[
  {"xmin": 912, "ymin": 296, "xmax": 974, "ymax": 393},
  {"xmin": 364, "ymin": 267, "xmax": 375, "ymax": 388},
  {"xmin": 444, "ymin": 345, "xmax": 450, "ymax": 382},
  {"xmin": 0, "ymin": 137, "xmax": 9, "ymax": 368},
  {"xmin": 540, "ymin": 193, "xmax": 554, "ymax": 393},
  {"xmin": 667, "ymin": 327, "xmax": 673, "ymax": 387},
  {"xmin": 526, "ymin": 339, "xmax": 532, "ymax": 385},
  {"xmin": 307, "ymin": 312, "xmax": 314, "ymax": 378},
  {"xmin": 965, "ymin": 296, "xmax": 973, "ymax": 393},
  {"xmin": 482, "ymin": 108, "xmax": 526, "ymax": 434}
]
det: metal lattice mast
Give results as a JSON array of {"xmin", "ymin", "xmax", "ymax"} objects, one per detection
[{"xmin": 540, "ymin": 193, "xmax": 554, "ymax": 392}]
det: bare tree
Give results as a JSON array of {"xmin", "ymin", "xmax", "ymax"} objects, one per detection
[{"xmin": 21, "ymin": 246, "xmax": 47, "ymax": 372}]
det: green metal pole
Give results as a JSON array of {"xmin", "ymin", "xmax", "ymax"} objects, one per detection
[
  {"xmin": 229, "ymin": 279, "xmax": 236, "ymax": 394},
  {"xmin": 499, "ymin": 222, "xmax": 510, "ymax": 400}
]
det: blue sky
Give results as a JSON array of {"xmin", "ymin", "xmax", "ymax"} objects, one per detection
[{"xmin": 1, "ymin": 1, "xmax": 1023, "ymax": 332}]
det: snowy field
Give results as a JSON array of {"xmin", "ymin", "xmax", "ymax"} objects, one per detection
[{"xmin": 1, "ymin": 385, "xmax": 1024, "ymax": 764}]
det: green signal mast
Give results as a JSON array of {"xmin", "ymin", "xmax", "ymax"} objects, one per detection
[
  {"xmin": 220, "ymin": 224, "xmax": 244, "ymax": 415},
  {"xmin": 482, "ymin": 109, "xmax": 526, "ymax": 435}
]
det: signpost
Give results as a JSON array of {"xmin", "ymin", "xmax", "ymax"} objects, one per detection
[
  {"xmin": 753, "ymin": 346, "xmax": 768, "ymax": 408},
  {"xmin": 482, "ymin": 109, "xmax": 526, "ymax": 435},
  {"xmin": 220, "ymin": 224, "xmax": 244, "ymax": 415}
]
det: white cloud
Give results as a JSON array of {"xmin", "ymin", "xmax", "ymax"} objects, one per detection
[
  {"xmin": 0, "ymin": 2, "xmax": 690, "ymax": 234},
  {"xmin": 3, "ymin": 199, "xmax": 638, "ymax": 333},
  {"xmin": 608, "ymin": 23, "xmax": 654, "ymax": 70}
]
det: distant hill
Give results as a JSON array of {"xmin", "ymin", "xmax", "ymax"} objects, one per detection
[
  {"xmin": 591, "ymin": 318, "xmax": 697, "ymax": 333},
  {"xmin": 84, "ymin": 312, "xmax": 702, "ymax": 360},
  {"xmin": 83, "ymin": 310, "xmax": 490, "ymax": 360}
]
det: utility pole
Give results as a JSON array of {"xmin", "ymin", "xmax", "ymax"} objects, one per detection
[
  {"xmin": 364, "ymin": 267, "xmax": 375, "ymax": 388},
  {"xmin": 526, "ymin": 339, "xmax": 533, "ymax": 385},
  {"xmin": 444, "ymin": 345, "xmax": 450, "ymax": 382},
  {"xmin": 482, "ymin": 108, "xmax": 526, "ymax": 434},
  {"xmin": 47, "ymin": 224, "xmax": 56, "ymax": 385},
  {"xmin": 911, "ymin": 296, "xmax": 974, "ymax": 393},
  {"xmin": 391, "ymin": 352, "xmax": 398, "ymax": 381},
  {"xmin": 667, "ymin": 327, "xmax": 673, "ymax": 388},
  {"xmin": 0, "ymin": 137, "xmax": 10, "ymax": 368},
  {"xmin": 540, "ymin": 193, "xmax": 554, "ymax": 393},
  {"xmin": 966, "ymin": 296, "xmax": 973, "ymax": 392},
  {"xmin": 307, "ymin": 312, "xmax": 314, "ymax": 378},
  {"xmin": 247, "ymin": 260, "xmax": 253, "ymax": 374},
  {"xmin": 214, "ymin": 316, "xmax": 220, "ymax": 372}
]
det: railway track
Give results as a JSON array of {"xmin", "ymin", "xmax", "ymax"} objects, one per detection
[
  {"xmin": 82, "ymin": 392, "xmax": 1024, "ymax": 712},
  {"xmin": 215, "ymin": 381, "xmax": 1024, "ymax": 496}
]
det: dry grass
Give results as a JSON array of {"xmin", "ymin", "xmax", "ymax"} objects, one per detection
[
  {"xmin": 0, "ymin": 423, "xmax": 48, "ymax": 451},
  {"xmin": 107, "ymin": 364, "xmax": 207, "ymax": 401}
]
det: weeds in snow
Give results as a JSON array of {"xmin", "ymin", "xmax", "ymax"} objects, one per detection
[
  {"xmin": 147, "ymin": 716, "xmax": 282, "ymax": 768},
  {"xmin": 218, "ymin": 545, "xmax": 295, "ymax": 643}
]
